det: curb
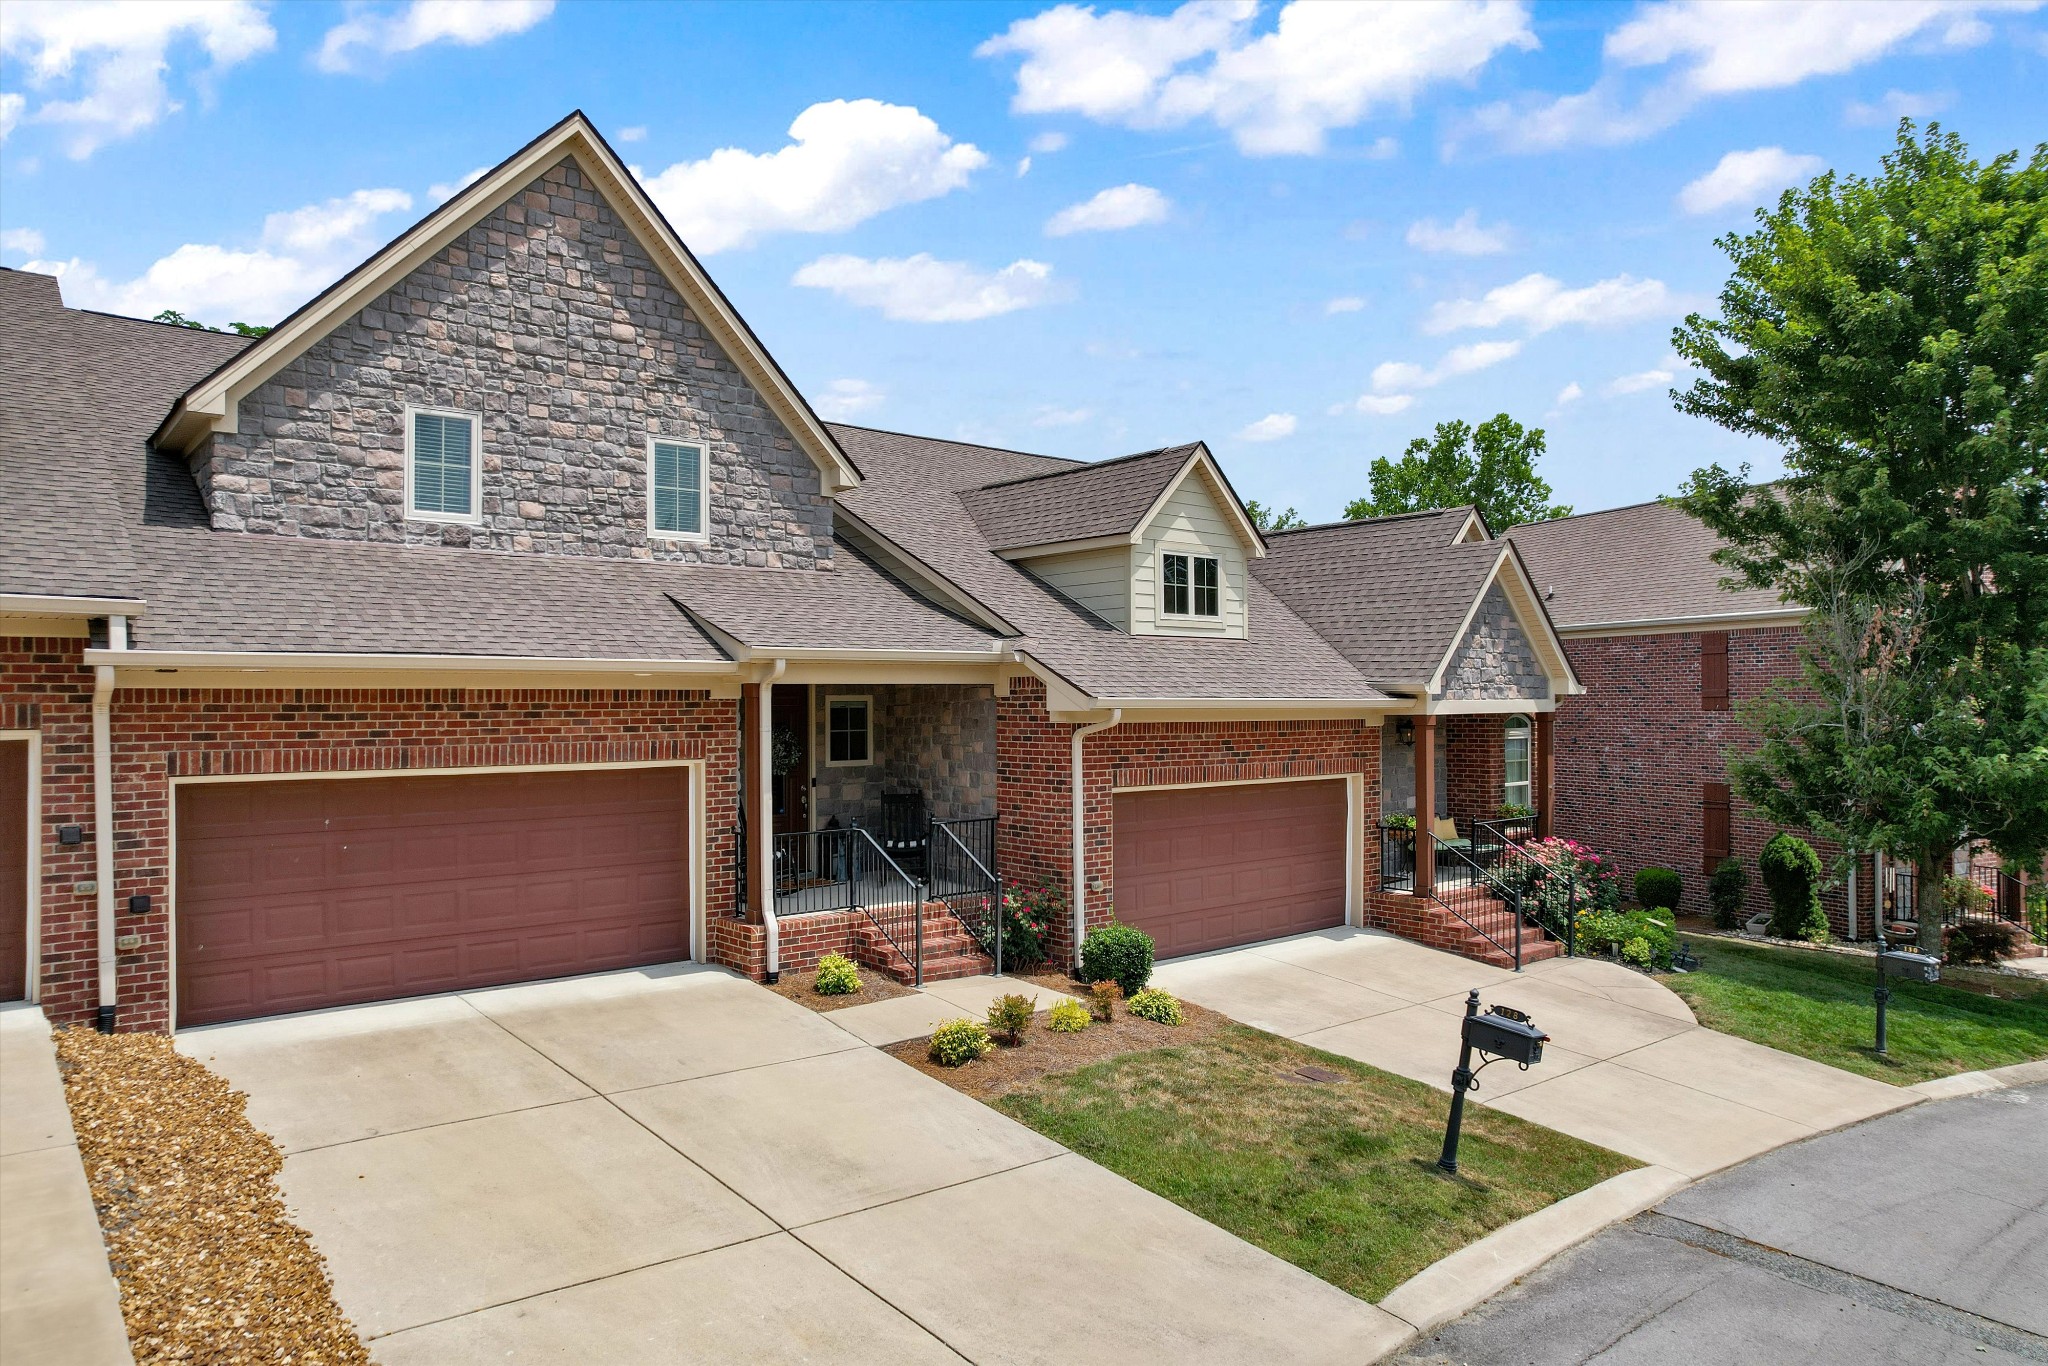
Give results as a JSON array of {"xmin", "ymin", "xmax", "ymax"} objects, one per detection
[
  {"xmin": 1376, "ymin": 1164, "xmax": 1691, "ymax": 1338},
  {"xmin": 1908, "ymin": 1057, "xmax": 2048, "ymax": 1100}
]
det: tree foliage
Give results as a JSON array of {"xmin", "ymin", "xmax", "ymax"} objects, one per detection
[
  {"xmin": 1671, "ymin": 122, "xmax": 2048, "ymax": 950},
  {"xmin": 1344, "ymin": 414, "xmax": 1571, "ymax": 529},
  {"xmin": 1244, "ymin": 500, "xmax": 1307, "ymax": 532},
  {"xmin": 152, "ymin": 308, "xmax": 271, "ymax": 338}
]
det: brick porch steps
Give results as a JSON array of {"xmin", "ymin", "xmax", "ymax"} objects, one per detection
[
  {"xmin": 1368, "ymin": 888, "xmax": 1563, "ymax": 970},
  {"xmin": 852, "ymin": 903, "xmax": 994, "ymax": 984}
]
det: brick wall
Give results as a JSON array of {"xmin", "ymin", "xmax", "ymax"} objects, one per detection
[
  {"xmin": 995, "ymin": 677, "xmax": 1382, "ymax": 964},
  {"xmin": 4, "ymin": 635, "xmax": 745, "ymax": 1031},
  {"xmin": 1554, "ymin": 625, "xmax": 1868, "ymax": 932},
  {"xmin": 1444, "ymin": 715, "xmax": 1507, "ymax": 831}
]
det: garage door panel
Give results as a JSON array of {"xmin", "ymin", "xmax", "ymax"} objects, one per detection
[
  {"xmin": 1114, "ymin": 780, "xmax": 1347, "ymax": 960},
  {"xmin": 177, "ymin": 768, "xmax": 690, "ymax": 1026}
]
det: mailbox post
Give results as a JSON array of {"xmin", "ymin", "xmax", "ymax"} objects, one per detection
[
  {"xmin": 1437, "ymin": 989, "xmax": 1548, "ymax": 1175},
  {"xmin": 1874, "ymin": 943, "xmax": 1941, "ymax": 1055}
]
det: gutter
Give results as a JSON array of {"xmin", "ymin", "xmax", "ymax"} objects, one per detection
[
  {"xmin": 0, "ymin": 594, "xmax": 148, "ymax": 618},
  {"xmin": 1070, "ymin": 709, "xmax": 1122, "ymax": 969},
  {"xmin": 94, "ymin": 616, "xmax": 127, "ymax": 1032},
  {"xmin": 81, "ymin": 648, "xmax": 739, "ymax": 675},
  {"xmin": 1554, "ymin": 608, "xmax": 1808, "ymax": 637}
]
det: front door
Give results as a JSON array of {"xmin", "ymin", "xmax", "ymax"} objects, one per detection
[{"xmin": 772, "ymin": 684, "xmax": 811, "ymax": 836}]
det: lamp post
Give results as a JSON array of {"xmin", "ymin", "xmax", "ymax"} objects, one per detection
[{"xmin": 1438, "ymin": 989, "xmax": 1548, "ymax": 1175}]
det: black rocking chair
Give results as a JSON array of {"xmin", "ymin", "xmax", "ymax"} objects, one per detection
[{"xmin": 876, "ymin": 790, "xmax": 929, "ymax": 876}]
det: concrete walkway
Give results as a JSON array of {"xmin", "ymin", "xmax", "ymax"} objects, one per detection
[
  {"xmin": 1151, "ymin": 928, "xmax": 1917, "ymax": 1180},
  {"xmin": 1394, "ymin": 1077, "xmax": 2048, "ymax": 1364},
  {"xmin": 0, "ymin": 1004, "xmax": 134, "ymax": 1366},
  {"xmin": 177, "ymin": 963, "xmax": 1408, "ymax": 1364},
  {"xmin": 825, "ymin": 972, "xmax": 1080, "ymax": 1045}
]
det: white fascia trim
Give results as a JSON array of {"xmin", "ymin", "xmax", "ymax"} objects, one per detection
[
  {"xmin": 1557, "ymin": 608, "xmax": 1809, "ymax": 637},
  {"xmin": 85, "ymin": 649, "xmax": 740, "ymax": 676},
  {"xmin": 1451, "ymin": 510, "xmax": 1490, "ymax": 544},
  {"xmin": 155, "ymin": 115, "xmax": 859, "ymax": 495},
  {"xmin": 1425, "ymin": 548, "xmax": 1584, "ymax": 698},
  {"xmin": 995, "ymin": 533, "xmax": 1134, "ymax": 560},
  {"xmin": 1130, "ymin": 446, "xmax": 1267, "ymax": 558},
  {"xmin": 0, "ymin": 594, "xmax": 148, "ymax": 617},
  {"xmin": 834, "ymin": 507, "xmax": 1018, "ymax": 635}
]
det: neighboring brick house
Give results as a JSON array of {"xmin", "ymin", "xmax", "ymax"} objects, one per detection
[{"xmin": 1, "ymin": 112, "xmax": 1584, "ymax": 1034}]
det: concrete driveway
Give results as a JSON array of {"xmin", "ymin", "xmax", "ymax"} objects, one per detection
[
  {"xmin": 1151, "ymin": 929, "xmax": 1916, "ymax": 1179},
  {"xmin": 1394, "ymin": 1080, "xmax": 2048, "ymax": 1364},
  {"xmin": 177, "ymin": 963, "xmax": 1409, "ymax": 1365}
]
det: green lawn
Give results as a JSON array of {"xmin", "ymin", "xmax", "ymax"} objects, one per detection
[
  {"xmin": 1664, "ymin": 935, "xmax": 2048, "ymax": 1084},
  {"xmin": 992, "ymin": 1025, "xmax": 1637, "ymax": 1303}
]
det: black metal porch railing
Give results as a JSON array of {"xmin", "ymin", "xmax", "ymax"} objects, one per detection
[
  {"xmin": 772, "ymin": 826, "xmax": 926, "ymax": 982},
  {"xmin": 1430, "ymin": 833, "xmax": 1525, "ymax": 970},
  {"xmin": 929, "ymin": 818, "xmax": 1002, "ymax": 974},
  {"xmin": 1473, "ymin": 819, "xmax": 1578, "ymax": 953}
]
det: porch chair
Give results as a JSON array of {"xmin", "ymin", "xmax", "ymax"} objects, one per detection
[
  {"xmin": 877, "ymin": 790, "xmax": 929, "ymax": 876},
  {"xmin": 1431, "ymin": 817, "xmax": 1473, "ymax": 853}
]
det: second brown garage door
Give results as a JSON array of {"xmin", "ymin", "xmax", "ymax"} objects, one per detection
[
  {"xmin": 176, "ymin": 766, "xmax": 689, "ymax": 1027},
  {"xmin": 1114, "ymin": 779, "xmax": 1348, "ymax": 959}
]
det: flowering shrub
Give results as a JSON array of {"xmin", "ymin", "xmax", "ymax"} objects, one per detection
[
  {"xmin": 975, "ymin": 884, "xmax": 1060, "ymax": 971},
  {"xmin": 1497, "ymin": 836, "xmax": 1622, "ymax": 937}
]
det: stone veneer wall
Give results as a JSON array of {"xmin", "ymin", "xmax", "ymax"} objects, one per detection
[
  {"xmin": 197, "ymin": 157, "xmax": 832, "ymax": 568},
  {"xmin": 810, "ymin": 685, "xmax": 997, "ymax": 829},
  {"xmin": 1437, "ymin": 585, "xmax": 1549, "ymax": 701},
  {"xmin": 1379, "ymin": 725, "xmax": 1447, "ymax": 820}
]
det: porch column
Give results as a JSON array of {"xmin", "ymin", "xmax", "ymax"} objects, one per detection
[
  {"xmin": 742, "ymin": 682, "xmax": 770, "ymax": 923},
  {"xmin": 1533, "ymin": 711, "xmax": 1556, "ymax": 839},
  {"xmin": 1413, "ymin": 713, "xmax": 1436, "ymax": 898}
]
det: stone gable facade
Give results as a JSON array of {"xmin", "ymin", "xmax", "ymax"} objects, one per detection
[
  {"xmin": 194, "ymin": 157, "xmax": 833, "ymax": 568},
  {"xmin": 1437, "ymin": 584, "xmax": 1549, "ymax": 701}
]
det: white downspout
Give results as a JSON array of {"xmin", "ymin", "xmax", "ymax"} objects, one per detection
[
  {"xmin": 758, "ymin": 658, "xmax": 786, "ymax": 979},
  {"xmin": 1070, "ymin": 709, "xmax": 1122, "ymax": 969},
  {"xmin": 94, "ymin": 616, "xmax": 126, "ymax": 1032}
]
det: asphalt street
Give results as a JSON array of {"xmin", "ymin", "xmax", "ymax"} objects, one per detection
[{"xmin": 1396, "ymin": 1082, "xmax": 2048, "ymax": 1365}]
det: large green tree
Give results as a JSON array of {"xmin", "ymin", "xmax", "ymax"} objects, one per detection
[
  {"xmin": 1345, "ymin": 413, "xmax": 1571, "ymax": 529},
  {"xmin": 1672, "ymin": 122, "xmax": 2048, "ymax": 953}
]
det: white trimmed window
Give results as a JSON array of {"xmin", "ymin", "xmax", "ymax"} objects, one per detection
[
  {"xmin": 1503, "ymin": 714, "xmax": 1532, "ymax": 810},
  {"xmin": 1162, "ymin": 552, "xmax": 1220, "ymax": 618},
  {"xmin": 826, "ymin": 697, "xmax": 871, "ymax": 765},
  {"xmin": 405, "ymin": 407, "xmax": 481, "ymax": 523},
  {"xmin": 648, "ymin": 437, "xmax": 708, "ymax": 540}
]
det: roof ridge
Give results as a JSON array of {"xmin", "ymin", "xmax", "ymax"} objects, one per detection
[
  {"xmin": 825, "ymin": 421, "xmax": 1084, "ymax": 467},
  {"xmin": 1265, "ymin": 505, "xmax": 1475, "ymax": 537},
  {"xmin": 973, "ymin": 441, "xmax": 1198, "ymax": 493}
]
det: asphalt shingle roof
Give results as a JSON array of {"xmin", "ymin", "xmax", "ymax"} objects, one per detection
[
  {"xmin": 1505, "ymin": 501, "xmax": 1789, "ymax": 630},
  {"xmin": 958, "ymin": 444, "xmax": 1198, "ymax": 552}
]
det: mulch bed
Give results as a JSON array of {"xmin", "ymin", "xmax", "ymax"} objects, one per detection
[
  {"xmin": 54, "ymin": 1027, "xmax": 370, "ymax": 1366},
  {"xmin": 885, "ymin": 997, "xmax": 1228, "ymax": 1101},
  {"xmin": 765, "ymin": 969, "xmax": 917, "ymax": 1012}
]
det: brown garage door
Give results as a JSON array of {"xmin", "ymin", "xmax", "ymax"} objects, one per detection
[
  {"xmin": 1114, "ymin": 779, "xmax": 1348, "ymax": 959},
  {"xmin": 1, "ymin": 741, "xmax": 26, "ymax": 1001},
  {"xmin": 176, "ymin": 766, "xmax": 689, "ymax": 1026}
]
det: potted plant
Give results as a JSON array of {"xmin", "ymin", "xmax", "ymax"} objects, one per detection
[
  {"xmin": 1384, "ymin": 811, "xmax": 1417, "ymax": 842},
  {"xmin": 1495, "ymin": 802, "xmax": 1536, "ymax": 841}
]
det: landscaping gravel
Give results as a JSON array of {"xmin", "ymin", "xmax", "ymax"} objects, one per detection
[{"xmin": 54, "ymin": 1027, "xmax": 370, "ymax": 1366}]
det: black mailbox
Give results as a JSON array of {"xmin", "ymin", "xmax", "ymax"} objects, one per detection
[
  {"xmin": 1465, "ymin": 1005, "xmax": 1548, "ymax": 1067},
  {"xmin": 1880, "ymin": 950, "xmax": 1941, "ymax": 985}
]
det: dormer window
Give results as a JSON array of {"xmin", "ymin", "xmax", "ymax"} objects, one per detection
[
  {"xmin": 405, "ymin": 407, "xmax": 481, "ymax": 524},
  {"xmin": 649, "ymin": 437, "xmax": 708, "ymax": 541},
  {"xmin": 1163, "ymin": 552, "xmax": 1220, "ymax": 618}
]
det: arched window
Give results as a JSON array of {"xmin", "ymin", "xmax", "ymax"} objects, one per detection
[{"xmin": 1503, "ymin": 714, "xmax": 1532, "ymax": 812}]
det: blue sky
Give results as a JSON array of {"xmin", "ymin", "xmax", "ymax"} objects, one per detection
[{"xmin": 3, "ymin": 1, "xmax": 2043, "ymax": 521}]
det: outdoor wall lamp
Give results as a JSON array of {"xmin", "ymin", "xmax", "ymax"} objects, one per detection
[
  {"xmin": 1438, "ymin": 990, "xmax": 1548, "ymax": 1174},
  {"xmin": 1873, "ymin": 945, "xmax": 1941, "ymax": 1055},
  {"xmin": 1395, "ymin": 718, "xmax": 1415, "ymax": 748}
]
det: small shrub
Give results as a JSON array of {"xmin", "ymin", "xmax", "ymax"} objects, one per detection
[
  {"xmin": 1708, "ymin": 858, "xmax": 1750, "ymax": 930},
  {"xmin": 1942, "ymin": 875, "xmax": 1995, "ymax": 922},
  {"xmin": 813, "ymin": 953, "xmax": 862, "ymax": 996},
  {"xmin": 1080, "ymin": 924, "xmax": 1155, "ymax": 998},
  {"xmin": 928, "ymin": 1018, "xmax": 995, "ymax": 1067},
  {"xmin": 985, "ymin": 992, "xmax": 1037, "ymax": 1046},
  {"xmin": 1384, "ymin": 811, "xmax": 1417, "ymax": 831},
  {"xmin": 1046, "ymin": 999, "xmax": 1091, "ymax": 1033},
  {"xmin": 980, "ymin": 884, "xmax": 1059, "ymax": 971},
  {"xmin": 1125, "ymin": 988, "xmax": 1184, "ymax": 1026},
  {"xmin": 1759, "ymin": 833, "xmax": 1829, "ymax": 943},
  {"xmin": 1944, "ymin": 920, "xmax": 2020, "ymax": 966},
  {"xmin": 1620, "ymin": 936, "xmax": 1654, "ymax": 967},
  {"xmin": 1634, "ymin": 867, "xmax": 1682, "ymax": 912},
  {"xmin": 1576, "ymin": 908, "xmax": 1676, "ymax": 970},
  {"xmin": 1088, "ymin": 980, "xmax": 1123, "ymax": 1022}
]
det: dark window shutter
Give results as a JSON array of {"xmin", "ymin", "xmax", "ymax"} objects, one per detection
[
  {"xmin": 1702, "ymin": 781, "xmax": 1731, "ymax": 873},
  {"xmin": 1700, "ymin": 631, "xmax": 1729, "ymax": 711}
]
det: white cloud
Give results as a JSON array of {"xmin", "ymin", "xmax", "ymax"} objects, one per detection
[
  {"xmin": 812, "ymin": 378, "xmax": 884, "ymax": 420},
  {"xmin": 1033, "ymin": 405, "xmax": 1094, "ymax": 427},
  {"xmin": 1606, "ymin": 367, "xmax": 1673, "ymax": 395},
  {"xmin": 615, "ymin": 124, "xmax": 648, "ymax": 143},
  {"xmin": 1678, "ymin": 146, "xmax": 1823, "ymax": 214},
  {"xmin": 1405, "ymin": 207, "xmax": 1511, "ymax": 255},
  {"xmin": 1016, "ymin": 156, "xmax": 1032, "ymax": 177},
  {"xmin": 1325, "ymin": 295, "xmax": 1366, "ymax": 315},
  {"xmin": 1352, "ymin": 393, "xmax": 1414, "ymax": 415},
  {"xmin": 1473, "ymin": 0, "xmax": 2028, "ymax": 151},
  {"xmin": 1555, "ymin": 381, "xmax": 1583, "ymax": 404},
  {"xmin": 1029, "ymin": 130, "xmax": 1070, "ymax": 153},
  {"xmin": 1370, "ymin": 338, "xmax": 1522, "ymax": 393},
  {"xmin": 1364, "ymin": 134, "xmax": 1400, "ymax": 159},
  {"xmin": 25, "ymin": 182, "xmax": 414, "ymax": 325},
  {"xmin": 1424, "ymin": 272, "xmax": 1672, "ymax": 334},
  {"xmin": 317, "ymin": 0, "xmax": 554, "ymax": 73},
  {"xmin": 1045, "ymin": 183, "xmax": 1171, "ymax": 235},
  {"xmin": 640, "ymin": 99, "xmax": 986, "ymax": 255},
  {"xmin": 0, "ymin": 0, "xmax": 274, "ymax": 158},
  {"xmin": 1, "ymin": 226, "xmax": 46, "ymax": 255},
  {"xmin": 1238, "ymin": 412, "xmax": 1297, "ymax": 441},
  {"xmin": 793, "ymin": 253, "xmax": 1059, "ymax": 323},
  {"xmin": 428, "ymin": 166, "xmax": 488, "ymax": 203},
  {"xmin": 979, "ymin": 0, "xmax": 1536, "ymax": 156},
  {"xmin": 1844, "ymin": 88, "xmax": 1951, "ymax": 126}
]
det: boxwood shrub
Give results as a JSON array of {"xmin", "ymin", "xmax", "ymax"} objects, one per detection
[
  {"xmin": 1080, "ymin": 923, "xmax": 1154, "ymax": 998},
  {"xmin": 1634, "ymin": 867, "xmax": 1682, "ymax": 913}
]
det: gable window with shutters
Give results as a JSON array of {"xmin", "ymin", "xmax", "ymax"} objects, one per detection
[
  {"xmin": 647, "ymin": 436, "xmax": 709, "ymax": 542},
  {"xmin": 1162, "ymin": 552, "xmax": 1221, "ymax": 618},
  {"xmin": 404, "ymin": 407, "xmax": 481, "ymax": 524}
]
